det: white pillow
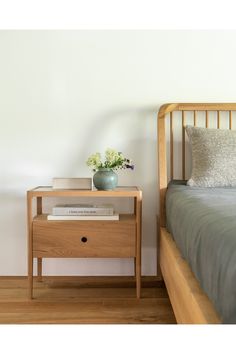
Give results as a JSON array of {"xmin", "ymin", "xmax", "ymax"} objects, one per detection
[{"xmin": 186, "ymin": 125, "xmax": 236, "ymax": 187}]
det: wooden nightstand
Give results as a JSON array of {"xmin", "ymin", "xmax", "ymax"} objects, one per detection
[{"xmin": 27, "ymin": 186, "xmax": 142, "ymax": 299}]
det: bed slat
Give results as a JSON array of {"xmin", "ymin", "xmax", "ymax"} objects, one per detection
[
  {"xmin": 206, "ymin": 110, "xmax": 209, "ymax": 128},
  {"xmin": 217, "ymin": 111, "xmax": 220, "ymax": 128},
  {"xmin": 170, "ymin": 112, "xmax": 173, "ymax": 179},
  {"xmin": 230, "ymin": 111, "xmax": 232, "ymax": 129},
  {"xmin": 182, "ymin": 111, "xmax": 186, "ymax": 180},
  {"xmin": 194, "ymin": 110, "xmax": 197, "ymax": 126}
]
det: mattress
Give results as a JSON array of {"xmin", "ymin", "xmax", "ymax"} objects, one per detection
[{"xmin": 166, "ymin": 180, "xmax": 236, "ymax": 324}]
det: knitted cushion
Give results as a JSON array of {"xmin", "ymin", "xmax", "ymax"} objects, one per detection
[{"xmin": 186, "ymin": 125, "xmax": 236, "ymax": 187}]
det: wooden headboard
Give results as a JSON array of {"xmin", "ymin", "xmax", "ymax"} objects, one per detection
[{"xmin": 158, "ymin": 103, "xmax": 236, "ymax": 227}]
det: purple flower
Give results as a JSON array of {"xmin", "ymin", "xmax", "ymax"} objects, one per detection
[{"xmin": 125, "ymin": 164, "xmax": 134, "ymax": 170}]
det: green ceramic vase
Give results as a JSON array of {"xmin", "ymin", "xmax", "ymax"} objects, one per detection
[{"xmin": 93, "ymin": 168, "xmax": 118, "ymax": 190}]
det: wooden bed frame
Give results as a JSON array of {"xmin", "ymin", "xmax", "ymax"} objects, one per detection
[{"xmin": 158, "ymin": 103, "xmax": 236, "ymax": 324}]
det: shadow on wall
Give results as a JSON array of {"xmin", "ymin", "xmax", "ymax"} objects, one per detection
[
  {"xmin": 72, "ymin": 105, "xmax": 159, "ymax": 179},
  {"xmin": 70, "ymin": 105, "xmax": 160, "ymax": 249}
]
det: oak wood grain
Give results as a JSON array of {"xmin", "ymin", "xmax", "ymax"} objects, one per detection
[
  {"xmin": 27, "ymin": 187, "xmax": 142, "ymax": 299},
  {"xmin": 0, "ymin": 277, "xmax": 176, "ymax": 324},
  {"xmin": 160, "ymin": 228, "xmax": 221, "ymax": 324},
  {"xmin": 33, "ymin": 214, "xmax": 136, "ymax": 258}
]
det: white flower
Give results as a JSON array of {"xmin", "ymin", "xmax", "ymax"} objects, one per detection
[
  {"xmin": 86, "ymin": 148, "xmax": 134, "ymax": 171},
  {"xmin": 105, "ymin": 148, "xmax": 122, "ymax": 164},
  {"xmin": 86, "ymin": 152, "xmax": 101, "ymax": 169}
]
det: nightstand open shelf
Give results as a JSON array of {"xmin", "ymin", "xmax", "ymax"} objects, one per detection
[{"xmin": 27, "ymin": 186, "xmax": 142, "ymax": 299}]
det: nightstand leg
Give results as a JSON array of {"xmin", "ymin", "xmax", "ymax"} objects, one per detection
[
  {"xmin": 27, "ymin": 192, "xmax": 33, "ymax": 300},
  {"xmin": 28, "ymin": 274, "xmax": 33, "ymax": 300},
  {"xmin": 134, "ymin": 258, "xmax": 136, "ymax": 277},
  {"xmin": 37, "ymin": 258, "xmax": 42, "ymax": 281},
  {"xmin": 136, "ymin": 258, "xmax": 141, "ymax": 299},
  {"xmin": 135, "ymin": 195, "xmax": 142, "ymax": 299},
  {"xmin": 28, "ymin": 241, "xmax": 33, "ymax": 299}
]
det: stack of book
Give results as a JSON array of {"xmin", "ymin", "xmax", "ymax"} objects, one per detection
[
  {"xmin": 47, "ymin": 203, "xmax": 119, "ymax": 220},
  {"xmin": 52, "ymin": 178, "xmax": 92, "ymax": 190}
]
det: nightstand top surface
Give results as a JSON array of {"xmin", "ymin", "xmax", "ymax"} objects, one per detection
[{"xmin": 27, "ymin": 186, "xmax": 142, "ymax": 197}]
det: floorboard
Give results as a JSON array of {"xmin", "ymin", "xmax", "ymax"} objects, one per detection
[{"xmin": 0, "ymin": 276, "xmax": 176, "ymax": 324}]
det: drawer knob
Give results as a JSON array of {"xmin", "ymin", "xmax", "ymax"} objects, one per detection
[{"xmin": 81, "ymin": 236, "xmax": 88, "ymax": 243}]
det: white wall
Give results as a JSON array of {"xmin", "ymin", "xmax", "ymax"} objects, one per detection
[{"xmin": 1, "ymin": 30, "xmax": 236, "ymax": 275}]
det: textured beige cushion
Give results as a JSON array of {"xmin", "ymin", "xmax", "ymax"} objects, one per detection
[{"xmin": 186, "ymin": 126, "xmax": 236, "ymax": 187}]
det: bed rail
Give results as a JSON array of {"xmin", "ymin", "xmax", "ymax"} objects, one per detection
[{"xmin": 158, "ymin": 103, "xmax": 236, "ymax": 227}]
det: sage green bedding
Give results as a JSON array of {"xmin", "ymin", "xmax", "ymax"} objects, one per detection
[{"xmin": 166, "ymin": 181, "xmax": 236, "ymax": 323}]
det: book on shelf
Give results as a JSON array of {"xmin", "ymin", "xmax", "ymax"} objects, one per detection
[
  {"xmin": 52, "ymin": 203, "xmax": 114, "ymax": 216},
  {"xmin": 52, "ymin": 178, "xmax": 92, "ymax": 190},
  {"xmin": 47, "ymin": 213, "xmax": 119, "ymax": 221}
]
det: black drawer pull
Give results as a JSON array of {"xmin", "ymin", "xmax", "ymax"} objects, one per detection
[{"xmin": 81, "ymin": 237, "xmax": 88, "ymax": 243}]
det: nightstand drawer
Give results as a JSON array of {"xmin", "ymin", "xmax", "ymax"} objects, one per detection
[{"xmin": 33, "ymin": 214, "xmax": 136, "ymax": 258}]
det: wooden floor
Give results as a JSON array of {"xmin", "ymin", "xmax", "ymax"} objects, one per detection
[{"xmin": 0, "ymin": 276, "xmax": 176, "ymax": 324}]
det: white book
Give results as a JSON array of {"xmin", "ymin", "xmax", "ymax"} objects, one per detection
[
  {"xmin": 52, "ymin": 178, "xmax": 92, "ymax": 190},
  {"xmin": 52, "ymin": 203, "xmax": 114, "ymax": 216},
  {"xmin": 47, "ymin": 213, "xmax": 119, "ymax": 221}
]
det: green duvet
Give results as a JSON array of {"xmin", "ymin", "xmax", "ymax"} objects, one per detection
[{"xmin": 166, "ymin": 180, "xmax": 236, "ymax": 324}]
